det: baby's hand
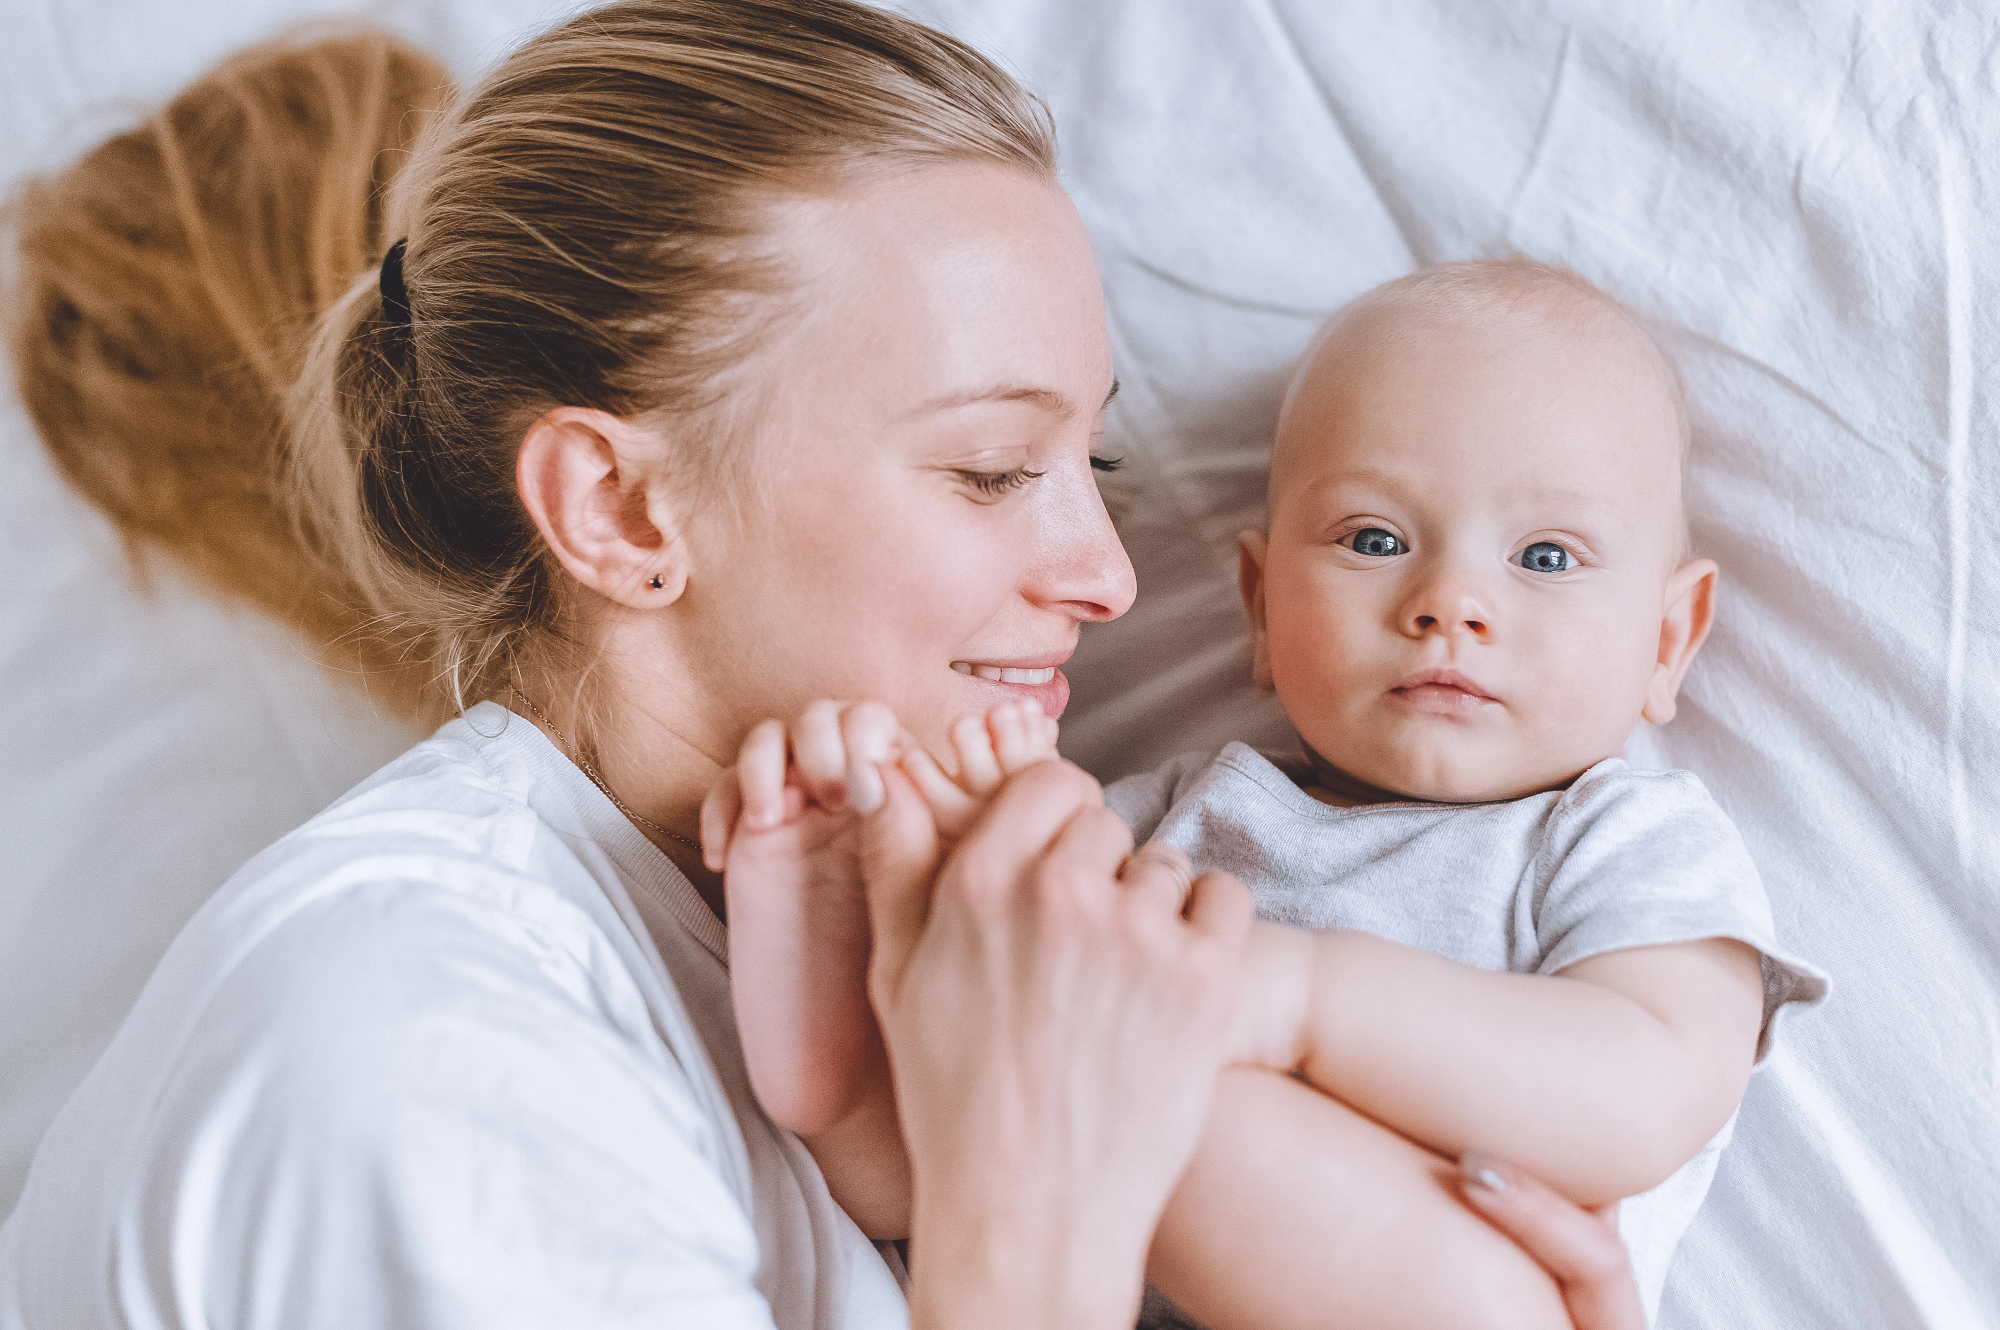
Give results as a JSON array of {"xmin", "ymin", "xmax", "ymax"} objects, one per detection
[
  {"xmin": 900, "ymin": 700, "xmax": 1062, "ymax": 839},
  {"xmin": 703, "ymin": 700, "xmax": 912, "ymax": 1137}
]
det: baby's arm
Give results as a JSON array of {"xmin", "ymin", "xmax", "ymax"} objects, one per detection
[{"xmin": 1235, "ymin": 923, "xmax": 1764, "ymax": 1205}]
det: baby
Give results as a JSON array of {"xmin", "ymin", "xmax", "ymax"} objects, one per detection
[{"xmin": 714, "ymin": 258, "xmax": 1827, "ymax": 1326}]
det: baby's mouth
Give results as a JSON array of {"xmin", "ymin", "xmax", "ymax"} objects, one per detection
[
  {"xmin": 951, "ymin": 662, "xmax": 1056, "ymax": 684},
  {"xmin": 1388, "ymin": 668, "xmax": 1499, "ymax": 715}
]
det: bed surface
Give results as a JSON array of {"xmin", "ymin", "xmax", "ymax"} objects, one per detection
[{"xmin": 5, "ymin": 1, "xmax": 1996, "ymax": 1325}]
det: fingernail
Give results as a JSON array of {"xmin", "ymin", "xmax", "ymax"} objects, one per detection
[
  {"xmin": 848, "ymin": 756, "xmax": 885, "ymax": 814},
  {"xmin": 1459, "ymin": 1150, "xmax": 1512, "ymax": 1195}
]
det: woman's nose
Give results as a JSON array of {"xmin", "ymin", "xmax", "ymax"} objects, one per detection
[
  {"xmin": 1032, "ymin": 467, "xmax": 1137, "ymax": 623},
  {"xmin": 1397, "ymin": 563, "xmax": 1495, "ymax": 641}
]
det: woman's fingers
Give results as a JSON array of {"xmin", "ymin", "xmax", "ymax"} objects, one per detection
[
  {"xmin": 1118, "ymin": 843, "xmax": 1197, "ymax": 913},
  {"xmin": 1182, "ymin": 869, "xmax": 1254, "ymax": 940},
  {"xmin": 945, "ymin": 759, "xmax": 1106, "ymax": 906},
  {"xmin": 1458, "ymin": 1153, "xmax": 1645, "ymax": 1330}
]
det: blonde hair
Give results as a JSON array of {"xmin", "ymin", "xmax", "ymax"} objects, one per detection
[
  {"xmin": 12, "ymin": 1, "xmax": 1056, "ymax": 719},
  {"xmin": 9, "ymin": 30, "xmax": 449, "ymax": 711}
]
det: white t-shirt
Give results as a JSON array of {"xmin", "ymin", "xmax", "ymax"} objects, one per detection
[
  {"xmin": 1108, "ymin": 743, "xmax": 1828, "ymax": 1326},
  {"xmin": 0, "ymin": 703, "xmax": 908, "ymax": 1330}
]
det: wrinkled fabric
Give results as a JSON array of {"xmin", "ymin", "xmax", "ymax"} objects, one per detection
[
  {"xmin": 4, "ymin": 2, "xmax": 1997, "ymax": 1328},
  {"xmin": 0, "ymin": 704, "xmax": 905, "ymax": 1329},
  {"xmin": 1108, "ymin": 743, "xmax": 1829, "ymax": 1322}
]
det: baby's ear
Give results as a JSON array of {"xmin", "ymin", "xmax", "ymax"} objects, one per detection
[
  {"xmin": 1642, "ymin": 559, "xmax": 1719, "ymax": 725},
  {"xmin": 1238, "ymin": 530, "xmax": 1275, "ymax": 692}
]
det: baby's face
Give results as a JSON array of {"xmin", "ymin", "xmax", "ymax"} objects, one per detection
[{"xmin": 1246, "ymin": 299, "xmax": 1709, "ymax": 803}]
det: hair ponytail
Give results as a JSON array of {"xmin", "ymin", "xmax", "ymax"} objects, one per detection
[{"xmin": 9, "ymin": 28, "xmax": 450, "ymax": 711}]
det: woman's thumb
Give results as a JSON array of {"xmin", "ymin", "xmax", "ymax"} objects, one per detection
[{"xmin": 862, "ymin": 760, "xmax": 942, "ymax": 1003}]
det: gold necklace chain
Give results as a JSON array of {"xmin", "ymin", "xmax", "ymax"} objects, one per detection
[{"xmin": 510, "ymin": 690, "xmax": 702, "ymax": 853}]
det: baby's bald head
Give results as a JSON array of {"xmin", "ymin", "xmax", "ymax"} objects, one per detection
[{"xmin": 1273, "ymin": 258, "xmax": 1690, "ymax": 556}]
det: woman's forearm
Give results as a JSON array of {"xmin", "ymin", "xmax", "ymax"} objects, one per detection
[{"xmin": 1251, "ymin": 926, "xmax": 1761, "ymax": 1203}]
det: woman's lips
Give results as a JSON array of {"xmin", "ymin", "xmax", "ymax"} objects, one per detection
[{"xmin": 951, "ymin": 658, "xmax": 1072, "ymax": 718}]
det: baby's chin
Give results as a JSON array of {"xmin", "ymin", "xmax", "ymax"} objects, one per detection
[{"xmin": 1319, "ymin": 742, "xmax": 1593, "ymax": 806}]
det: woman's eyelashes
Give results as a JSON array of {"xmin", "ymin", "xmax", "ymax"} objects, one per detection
[{"xmin": 955, "ymin": 465, "xmax": 1045, "ymax": 499}]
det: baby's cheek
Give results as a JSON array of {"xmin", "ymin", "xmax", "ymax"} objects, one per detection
[{"xmin": 1515, "ymin": 626, "xmax": 1652, "ymax": 767}]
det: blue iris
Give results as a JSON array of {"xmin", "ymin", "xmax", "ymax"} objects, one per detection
[
  {"xmin": 1352, "ymin": 527, "xmax": 1404, "ymax": 557},
  {"xmin": 1518, "ymin": 542, "xmax": 1570, "ymax": 572}
]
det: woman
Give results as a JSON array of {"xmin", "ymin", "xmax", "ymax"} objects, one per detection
[{"xmin": 3, "ymin": 3, "xmax": 1645, "ymax": 1326}]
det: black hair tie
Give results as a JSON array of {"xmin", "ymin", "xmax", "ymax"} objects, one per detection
[{"xmin": 379, "ymin": 238, "xmax": 411, "ymax": 326}]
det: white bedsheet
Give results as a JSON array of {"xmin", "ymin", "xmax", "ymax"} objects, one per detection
[{"xmin": 4, "ymin": 2, "xmax": 1996, "ymax": 1326}]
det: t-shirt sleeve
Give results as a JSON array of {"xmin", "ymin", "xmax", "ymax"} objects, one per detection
[
  {"xmin": 1103, "ymin": 749, "xmax": 1223, "ymax": 845},
  {"xmin": 19, "ymin": 876, "xmax": 779, "ymax": 1330},
  {"xmin": 1530, "ymin": 767, "xmax": 1829, "ymax": 1062}
]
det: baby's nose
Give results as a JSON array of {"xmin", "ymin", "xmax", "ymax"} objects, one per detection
[{"xmin": 1414, "ymin": 612, "xmax": 1489, "ymax": 636}]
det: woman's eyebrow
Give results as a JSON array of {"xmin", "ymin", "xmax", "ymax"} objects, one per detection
[{"xmin": 902, "ymin": 384, "xmax": 1076, "ymax": 419}]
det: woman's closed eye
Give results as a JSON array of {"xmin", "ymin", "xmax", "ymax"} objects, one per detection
[{"xmin": 955, "ymin": 465, "xmax": 1045, "ymax": 500}]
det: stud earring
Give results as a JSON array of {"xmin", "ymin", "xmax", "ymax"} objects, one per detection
[{"xmin": 648, "ymin": 575, "xmax": 664, "ymax": 590}]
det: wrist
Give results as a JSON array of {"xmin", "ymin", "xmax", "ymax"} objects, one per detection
[
  {"xmin": 1227, "ymin": 921, "xmax": 1316, "ymax": 1071},
  {"xmin": 907, "ymin": 1189, "xmax": 1147, "ymax": 1330}
]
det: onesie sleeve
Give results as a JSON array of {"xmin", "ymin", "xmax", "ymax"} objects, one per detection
[
  {"xmin": 1103, "ymin": 748, "xmax": 1225, "ymax": 845},
  {"xmin": 1529, "ymin": 765, "xmax": 1829, "ymax": 1062}
]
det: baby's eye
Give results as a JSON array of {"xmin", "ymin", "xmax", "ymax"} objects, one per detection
[
  {"xmin": 1517, "ymin": 541, "xmax": 1571, "ymax": 573},
  {"xmin": 1347, "ymin": 527, "xmax": 1406, "ymax": 558}
]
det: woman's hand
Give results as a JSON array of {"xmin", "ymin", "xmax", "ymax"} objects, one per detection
[
  {"xmin": 862, "ymin": 757, "xmax": 1254, "ymax": 1330},
  {"xmin": 1459, "ymin": 1153, "xmax": 1646, "ymax": 1330}
]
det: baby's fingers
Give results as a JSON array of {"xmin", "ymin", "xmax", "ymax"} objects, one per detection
[
  {"xmin": 838, "ymin": 701, "xmax": 903, "ymax": 814},
  {"xmin": 699, "ymin": 769, "xmax": 742, "ymax": 872},
  {"xmin": 990, "ymin": 702, "xmax": 1060, "ymax": 774},
  {"xmin": 735, "ymin": 720, "xmax": 789, "ymax": 833},
  {"xmin": 904, "ymin": 746, "xmax": 981, "ymax": 837},
  {"xmin": 950, "ymin": 712, "xmax": 1004, "ymax": 794},
  {"xmin": 791, "ymin": 700, "xmax": 851, "ymax": 810}
]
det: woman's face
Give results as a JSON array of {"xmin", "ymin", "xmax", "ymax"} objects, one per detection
[{"xmin": 678, "ymin": 163, "xmax": 1134, "ymax": 759}]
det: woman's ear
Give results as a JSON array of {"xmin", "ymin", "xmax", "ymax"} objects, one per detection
[
  {"xmin": 1238, "ymin": 529, "xmax": 1275, "ymax": 692},
  {"xmin": 1642, "ymin": 558, "xmax": 1718, "ymax": 725},
  {"xmin": 516, "ymin": 407, "xmax": 690, "ymax": 607}
]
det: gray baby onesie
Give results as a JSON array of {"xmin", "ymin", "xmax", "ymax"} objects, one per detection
[{"xmin": 1108, "ymin": 742, "xmax": 1828, "ymax": 1324}]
